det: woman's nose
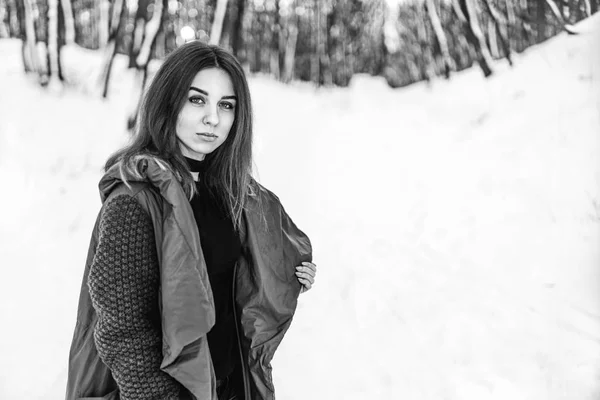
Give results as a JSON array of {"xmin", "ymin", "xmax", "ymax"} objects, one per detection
[{"xmin": 203, "ymin": 107, "xmax": 219, "ymax": 126}]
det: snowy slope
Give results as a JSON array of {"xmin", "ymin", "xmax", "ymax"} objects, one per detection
[{"xmin": 0, "ymin": 14, "xmax": 599, "ymax": 400}]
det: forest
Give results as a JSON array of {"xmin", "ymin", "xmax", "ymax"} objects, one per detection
[{"xmin": 1, "ymin": 0, "xmax": 596, "ymax": 91}]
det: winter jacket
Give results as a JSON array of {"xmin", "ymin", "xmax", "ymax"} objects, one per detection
[{"xmin": 65, "ymin": 157, "xmax": 312, "ymax": 400}]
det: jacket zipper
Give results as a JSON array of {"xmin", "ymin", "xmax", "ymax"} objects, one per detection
[{"xmin": 232, "ymin": 261, "xmax": 251, "ymax": 399}]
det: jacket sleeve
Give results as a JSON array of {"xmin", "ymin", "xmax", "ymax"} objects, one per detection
[
  {"xmin": 87, "ymin": 194, "xmax": 183, "ymax": 400},
  {"xmin": 280, "ymin": 203, "xmax": 313, "ymax": 268}
]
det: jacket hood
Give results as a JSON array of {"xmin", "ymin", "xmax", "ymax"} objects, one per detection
[{"xmin": 99, "ymin": 156, "xmax": 183, "ymax": 205}]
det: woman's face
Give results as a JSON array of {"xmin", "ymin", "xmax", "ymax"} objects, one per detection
[{"xmin": 176, "ymin": 67, "xmax": 237, "ymax": 161}]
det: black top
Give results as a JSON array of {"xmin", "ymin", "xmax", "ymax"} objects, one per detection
[{"xmin": 184, "ymin": 157, "xmax": 242, "ymax": 381}]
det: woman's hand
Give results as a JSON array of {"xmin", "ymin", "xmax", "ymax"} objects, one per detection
[{"xmin": 296, "ymin": 262, "xmax": 317, "ymax": 293}]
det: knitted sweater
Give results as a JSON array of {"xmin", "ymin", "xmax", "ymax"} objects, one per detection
[{"xmin": 87, "ymin": 194, "xmax": 182, "ymax": 400}]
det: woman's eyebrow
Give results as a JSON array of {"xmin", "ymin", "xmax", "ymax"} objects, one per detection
[
  {"xmin": 190, "ymin": 86, "xmax": 236, "ymax": 100},
  {"xmin": 189, "ymin": 86, "xmax": 208, "ymax": 95}
]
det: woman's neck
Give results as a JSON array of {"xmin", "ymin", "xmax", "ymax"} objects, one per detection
[{"xmin": 184, "ymin": 156, "xmax": 206, "ymax": 173}]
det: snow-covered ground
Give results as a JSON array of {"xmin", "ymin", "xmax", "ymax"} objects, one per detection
[{"xmin": 1, "ymin": 15, "xmax": 599, "ymax": 400}]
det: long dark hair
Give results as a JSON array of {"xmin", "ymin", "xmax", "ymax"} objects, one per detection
[{"xmin": 105, "ymin": 41, "xmax": 254, "ymax": 232}]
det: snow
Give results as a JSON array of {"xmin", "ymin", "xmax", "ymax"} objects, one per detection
[{"xmin": 1, "ymin": 14, "xmax": 599, "ymax": 399}]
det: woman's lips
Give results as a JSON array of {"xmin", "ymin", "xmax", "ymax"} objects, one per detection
[{"xmin": 197, "ymin": 132, "xmax": 217, "ymax": 141}]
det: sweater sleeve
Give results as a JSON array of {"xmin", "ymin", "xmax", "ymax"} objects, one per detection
[{"xmin": 88, "ymin": 194, "xmax": 182, "ymax": 400}]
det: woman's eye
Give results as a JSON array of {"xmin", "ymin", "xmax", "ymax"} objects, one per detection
[
  {"xmin": 189, "ymin": 96, "xmax": 205, "ymax": 105},
  {"xmin": 220, "ymin": 102, "xmax": 235, "ymax": 110}
]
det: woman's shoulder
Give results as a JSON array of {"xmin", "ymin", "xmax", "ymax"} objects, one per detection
[
  {"xmin": 104, "ymin": 180, "xmax": 157, "ymax": 201},
  {"xmin": 249, "ymin": 178, "xmax": 281, "ymax": 205},
  {"xmin": 101, "ymin": 153, "xmax": 176, "ymax": 198},
  {"xmin": 102, "ymin": 180, "xmax": 163, "ymax": 220}
]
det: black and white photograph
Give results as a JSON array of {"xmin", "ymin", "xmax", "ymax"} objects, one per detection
[{"xmin": 0, "ymin": 0, "xmax": 599, "ymax": 398}]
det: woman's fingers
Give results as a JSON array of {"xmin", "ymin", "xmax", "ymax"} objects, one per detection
[
  {"xmin": 297, "ymin": 262, "xmax": 316, "ymax": 293},
  {"xmin": 298, "ymin": 277, "xmax": 312, "ymax": 291},
  {"xmin": 296, "ymin": 263, "xmax": 317, "ymax": 278},
  {"xmin": 295, "ymin": 268, "xmax": 315, "ymax": 278},
  {"xmin": 301, "ymin": 262, "xmax": 317, "ymax": 272},
  {"xmin": 295, "ymin": 271, "xmax": 314, "ymax": 283}
]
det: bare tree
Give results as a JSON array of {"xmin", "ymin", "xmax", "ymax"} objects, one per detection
[
  {"xmin": 128, "ymin": 0, "xmax": 168, "ymax": 130},
  {"xmin": 20, "ymin": 0, "xmax": 41, "ymax": 75},
  {"xmin": 210, "ymin": 0, "xmax": 228, "ymax": 45},
  {"xmin": 581, "ymin": 0, "xmax": 592, "ymax": 16},
  {"xmin": 543, "ymin": 0, "xmax": 578, "ymax": 34},
  {"xmin": 518, "ymin": 0, "xmax": 534, "ymax": 46},
  {"xmin": 98, "ymin": 0, "xmax": 110, "ymax": 48},
  {"xmin": 480, "ymin": 0, "xmax": 513, "ymax": 64},
  {"xmin": 452, "ymin": 0, "xmax": 494, "ymax": 76},
  {"xmin": 0, "ymin": 1, "xmax": 9, "ymax": 38},
  {"xmin": 310, "ymin": 1, "xmax": 319, "ymax": 84},
  {"xmin": 100, "ymin": 0, "xmax": 127, "ymax": 98},
  {"xmin": 129, "ymin": 0, "xmax": 151, "ymax": 68},
  {"xmin": 425, "ymin": 0, "xmax": 455, "ymax": 78},
  {"xmin": 230, "ymin": 0, "xmax": 246, "ymax": 61},
  {"xmin": 6, "ymin": 0, "xmax": 18, "ymax": 37},
  {"xmin": 415, "ymin": 7, "xmax": 435, "ymax": 82},
  {"xmin": 505, "ymin": 0, "xmax": 517, "ymax": 51},
  {"xmin": 318, "ymin": 1, "xmax": 333, "ymax": 85},
  {"xmin": 59, "ymin": 0, "xmax": 74, "ymax": 44},
  {"xmin": 283, "ymin": 4, "xmax": 298, "ymax": 83},
  {"xmin": 45, "ymin": 0, "xmax": 65, "ymax": 85},
  {"xmin": 270, "ymin": 0, "xmax": 283, "ymax": 80}
]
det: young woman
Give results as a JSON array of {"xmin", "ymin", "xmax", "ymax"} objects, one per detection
[{"xmin": 66, "ymin": 41, "xmax": 316, "ymax": 400}]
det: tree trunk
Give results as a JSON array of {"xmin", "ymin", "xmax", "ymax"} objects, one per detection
[
  {"xmin": 129, "ymin": 0, "xmax": 167, "ymax": 130},
  {"xmin": 136, "ymin": 0, "xmax": 164, "ymax": 67},
  {"xmin": 311, "ymin": 1, "xmax": 320, "ymax": 85},
  {"xmin": 340, "ymin": 17, "xmax": 349, "ymax": 86},
  {"xmin": 22, "ymin": 0, "xmax": 41, "ymax": 74},
  {"xmin": 425, "ymin": 0, "xmax": 455, "ymax": 78},
  {"xmin": 0, "ymin": 3, "xmax": 9, "ymax": 38},
  {"xmin": 101, "ymin": 0, "xmax": 127, "ymax": 98},
  {"xmin": 310, "ymin": 0, "xmax": 321, "ymax": 86},
  {"xmin": 544, "ymin": 0, "xmax": 578, "ymax": 34},
  {"xmin": 519, "ymin": 0, "xmax": 534, "ymax": 46},
  {"xmin": 220, "ymin": 0, "xmax": 235, "ymax": 50},
  {"xmin": 481, "ymin": 0, "xmax": 513, "ymax": 65},
  {"xmin": 415, "ymin": 8, "xmax": 434, "ymax": 82},
  {"xmin": 487, "ymin": 18, "xmax": 499, "ymax": 58},
  {"xmin": 581, "ymin": 0, "xmax": 591, "ymax": 17},
  {"xmin": 252, "ymin": 14, "xmax": 261, "ymax": 72},
  {"xmin": 43, "ymin": 0, "xmax": 52, "ymax": 86},
  {"xmin": 59, "ymin": 0, "xmax": 74, "ymax": 44},
  {"xmin": 15, "ymin": 0, "xmax": 29, "ymax": 71},
  {"xmin": 505, "ymin": 0, "xmax": 517, "ymax": 52},
  {"xmin": 327, "ymin": 5, "xmax": 338, "ymax": 77},
  {"xmin": 129, "ymin": 0, "xmax": 149, "ymax": 68},
  {"xmin": 7, "ymin": 0, "xmax": 19, "ymax": 37},
  {"xmin": 453, "ymin": 0, "xmax": 494, "ymax": 76},
  {"xmin": 45, "ymin": 0, "xmax": 65, "ymax": 85},
  {"xmin": 98, "ymin": 0, "xmax": 110, "ymax": 48},
  {"xmin": 271, "ymin": 0, "xmax": 281, "ymax": 80},
  {"xmin": 210, "ymin": 0, "xmax": 228, "ymax": 45},
  {"xmin": 319, "ymin": 3, "xmax": 333, "ymax": 85},
  {"xmin": 283, "ymin": 10, "xmax": 298, "ymax": 83},
  {"xmin": 231, "ymin": 0, "xmax": 245, "ymax": 60},
  {"xmin": 57, "ymin": 0, "xmax": 64, "ymax": 79},
  {"xmin": 327, "ymin": 5, "xmax": 340, "ymax": 84}
]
